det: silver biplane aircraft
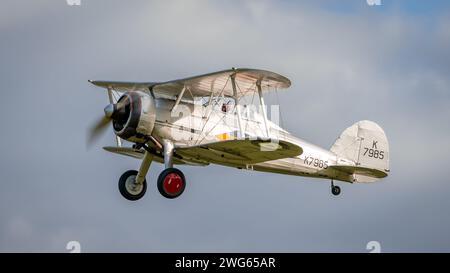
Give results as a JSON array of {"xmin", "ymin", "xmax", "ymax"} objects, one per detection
[{"xmin": 88, "ymin": 68, "xmax": 389, "ymax": 200}]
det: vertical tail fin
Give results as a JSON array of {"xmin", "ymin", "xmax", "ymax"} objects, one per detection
[{"xmin": 330, "ymin": 120, "xmax": 390, "ymax": 182}]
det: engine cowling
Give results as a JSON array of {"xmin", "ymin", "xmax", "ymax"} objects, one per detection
[{"xmin": 110, "ymin": 91, "xmax": 156, "ymax": 143}]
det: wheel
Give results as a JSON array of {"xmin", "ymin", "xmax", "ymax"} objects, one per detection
[
  {"xmin": 157, "ymin": 168, "xmax": 186, "ymax": 199},
  {"xmin": 331, "ymin": 185, "xmax": 341, "ymax": 196},
  {"xmin": 118, "ymin": 170, "xmax": 147, "ymax": 201}
]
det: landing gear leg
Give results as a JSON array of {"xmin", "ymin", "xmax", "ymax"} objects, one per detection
[
  {"xmin": 163, "ymin": 139, "xmax": 174, "ymax": 169},
  {"xmin": 118, "ymin": 150, "xmax": 153, "ymax": 201},
  {"xmin": 157, "ymin": 140, "xmax": 186, "ymax": 199},
  {"xmin": 331, "ymin": 180, "xmax": 341, "ymax": 196},
  {"xmin": 136, "ymin": 150, "xmax": 153, "ymax": 185}
]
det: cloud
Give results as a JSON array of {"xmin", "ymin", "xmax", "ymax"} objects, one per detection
[{"xmin": 0, "ymin": 0, "xmax": 450, "ymax": 252}]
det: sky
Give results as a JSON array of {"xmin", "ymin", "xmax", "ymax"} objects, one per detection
[{"xmin": 0, "ymin": 0, "xmax": 450, "ymax": 252}]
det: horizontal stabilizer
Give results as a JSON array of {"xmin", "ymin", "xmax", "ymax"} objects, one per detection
[{"xmin": 328, "ymin": 165, "xmax": 388, "ymax": 183}]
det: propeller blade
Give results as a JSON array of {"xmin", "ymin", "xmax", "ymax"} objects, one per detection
[{"xmin": 87, "ymin": 115, "xmax": 111, "ymax": 148}]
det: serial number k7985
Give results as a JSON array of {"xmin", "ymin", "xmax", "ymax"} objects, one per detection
[
  {"xmin": 303, "ymin": 156, "xmax": 328, "ymax": 169},
  {"xmin": 363, "ymin": 147, "xmax": 385, "ymax": 159}
]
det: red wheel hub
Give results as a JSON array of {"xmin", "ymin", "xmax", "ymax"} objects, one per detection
[{"xmin": 163, "ymin": 173, "xmax": 183, "ymax": 195}]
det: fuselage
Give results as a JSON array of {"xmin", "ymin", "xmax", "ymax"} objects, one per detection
[{"xmin": 150, "ymin": 98, "xmax": 353, "ymax": 182}]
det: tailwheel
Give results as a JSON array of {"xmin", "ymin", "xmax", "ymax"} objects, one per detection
[
  {"xmin": 331, "ymin": 185, "xmax": 341, "ymax": 196},
  {"xmin": 157, "ymin": 168, "xmax": 186, "ymax": 199},
  {"xmin": 331, "ymin": 180, "xmax": 341, "ymax": 196},
  {"xmin": 118, "ymin": 170, "xmax": 147, "ymax": 201}
]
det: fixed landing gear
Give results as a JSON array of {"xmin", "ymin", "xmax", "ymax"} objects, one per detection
[
  {"xmin": 118, "ymin": 170, "xmax": 147, "ymax": 201},
  {"xmin": 157, "ymin": 168, "xmax": 186, "ymax": 199},
  {"xmin": 331, "ymin": 180, "xmax": 341, "ymax": 196},
  {"xmin": 157, "ymin": 140, "xmax": 186, "ymax": 199},
  {"xmin": 118, "ymin": 139, "xmax": 187, "ymax": 201},
  {"xmin": 118, "ymin": 148, "xmax": 153, "ymax": 201}
]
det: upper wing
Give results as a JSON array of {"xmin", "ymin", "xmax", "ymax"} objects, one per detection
[
  {"xmin": 88, "ymin": 80, "xmax": 157, "ymax": 93},
  {"xmin": 175, "ymin": 138, "xmax": 302, "ymax": 167},
  {"xmin": 152, "ymin": 68, "xmax": 291, "ymax": 98},
  {"xmin": 89, "ymin": 68, "xmax": 291, "ymax": 98}
]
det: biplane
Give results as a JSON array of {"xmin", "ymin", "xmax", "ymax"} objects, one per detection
[{"xmin": 88, "ymin": 68, "xmax": 390, "ymax": 200}]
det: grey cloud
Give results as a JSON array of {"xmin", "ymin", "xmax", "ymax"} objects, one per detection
[{"xmin": 0, "ymin": 0, "xmax": 449, "ymax": 252}]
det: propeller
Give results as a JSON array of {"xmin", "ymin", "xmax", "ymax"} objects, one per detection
[
  {"xmin": 87, "ymin": 96, "xmax": 130, "ymax": 148},
  {"xmin": 87, "ymin": 113, "xmax": 112, "ymax": 148}
]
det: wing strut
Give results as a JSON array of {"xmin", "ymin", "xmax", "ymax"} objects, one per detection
[
  {"xmin": 107, "ymin": 87, "xmax": 122, "ymax": 147},
  {"xmin": 171, "ymin": 86, "xmax": 186, "ymax": 114},
  {"xmin": 231, "ymin": 73, "xmax": 244, "ymax": 138},
  {"xmin": 257, "ymin": 81, "xmax": 270, "ymax": 138}
]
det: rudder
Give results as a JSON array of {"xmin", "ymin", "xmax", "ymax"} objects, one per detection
[{"xmin": 330, "ymin": 120, "xmax": 390, "ymax": 182}]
